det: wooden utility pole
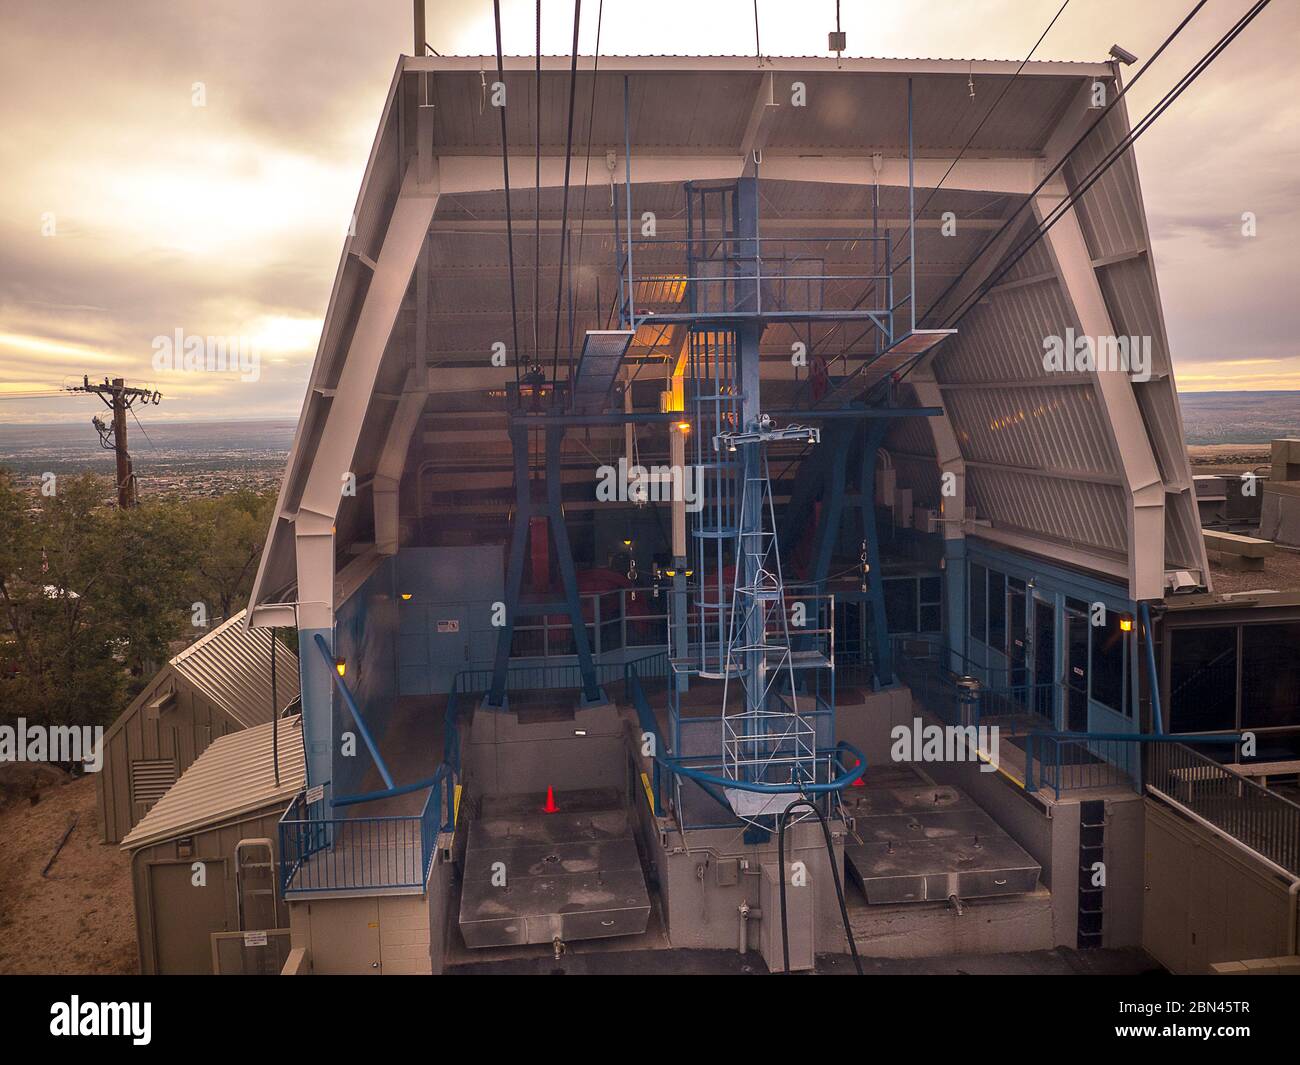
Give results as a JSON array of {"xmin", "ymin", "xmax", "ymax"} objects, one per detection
[{"xmin": 64, "ymin": 376, "xmax": 161, "ymax": 508}]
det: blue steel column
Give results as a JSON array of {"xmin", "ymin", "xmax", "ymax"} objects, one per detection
[
  {"xmin": 487, "ymin": 421, "xmax": 534, "ymax": 708},
  {"xmin": 545, "ymin": 425, "xmax": 603, "ymax": 704},
  {"xmin": 859, "ymin": 421, "xmax": 893, "ymax": 686}
]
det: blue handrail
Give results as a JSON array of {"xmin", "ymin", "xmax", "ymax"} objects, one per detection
[
  {"xmin": 625, "ymin": 663, "xmax": 868, "ymax": 810},
  {"xmin": 314, "ymin": 632, "xmax": 394, "ymax": 791}
]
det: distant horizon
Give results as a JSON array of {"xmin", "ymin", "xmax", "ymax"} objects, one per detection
[{"xmin": 0, "ymin": 388, "xmax": 1296, "ymax": 430}]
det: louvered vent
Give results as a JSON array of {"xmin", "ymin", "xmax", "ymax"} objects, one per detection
[{"xmin": 130, "ymin": 759, "xmax": 177, "ymax": 808}]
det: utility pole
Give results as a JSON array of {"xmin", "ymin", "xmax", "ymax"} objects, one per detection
[{"xmin": 64, "ymin": 376, "xmax": 161, "ymax": 508}]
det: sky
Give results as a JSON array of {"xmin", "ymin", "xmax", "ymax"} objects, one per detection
[{"xmin": 0, "ymin": 0, "xmax": 1297, "ymax": 424}]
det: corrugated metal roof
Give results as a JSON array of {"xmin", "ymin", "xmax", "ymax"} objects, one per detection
[
  {"xmin": 170, "ymin": 609, "xmax": 300, "ymax": 729},
  {"xmin": 120, "ymin": 717, "xmax": 306, "ymax": 851}
]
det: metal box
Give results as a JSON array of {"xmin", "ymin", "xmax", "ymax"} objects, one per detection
[{"xmin": 759, "ymin": 862, "xmax": 814, "ymax": 973}]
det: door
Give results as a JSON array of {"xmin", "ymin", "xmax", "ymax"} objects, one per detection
[
  {"xmin": 429, "ymin": 606, "xmax": 470, "ymax": 691},
  {"xmin": 1008, "ymin": 581, "xmax": 1028, "ymax": 704},
  {"xmin": 308, "ymin": 897, "xmax": 382, "ymax": 974},
  {"xmin": 1065, "ymin": 607, "xmax": 1090, "ymax": 732},
  {"xmin": 149, "ymin": 860, "xmax": 229, "ymax": 974},
  {"xmin": 1032, "ymin": 599, "xmax": 1055, "ymax": 723}
]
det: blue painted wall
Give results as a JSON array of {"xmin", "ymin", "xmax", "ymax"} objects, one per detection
[
  {"xmin": 396, "ymin": 546, "xmax": 504, "ymax": 694},
  {"xmin": 332, "ymin": 556, "xmax": 400, "ymax": 799}
]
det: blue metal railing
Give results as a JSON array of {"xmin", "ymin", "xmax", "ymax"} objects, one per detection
[
  {"xmin": 624, "ymin": 663, "xmax": 867, "ymax": 822},
  {"xmin": 278, "ymin": 764, "xmax": 454, "ymax": 895}
]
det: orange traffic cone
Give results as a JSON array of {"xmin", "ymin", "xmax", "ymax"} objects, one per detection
[{"xmin": 543, "ymin": 785, "xmax": 560, "ymax": 813}]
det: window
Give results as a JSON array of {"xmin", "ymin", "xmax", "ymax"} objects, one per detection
[
  {"xmin": 884, "ymin": 578, "xmax": 918, "ymax": 634},
  {"xmin": 969, "ymin": 563, "xmax": 987, "ymax": 642},
  {"xmin": 1090, "ymin": 611, "xmax": 1127, "ymax": 715},
  {"xmin": 1168, "ymin": 626, "xmax": 1237, "ymax": 733},
  {"xmin": 987, "ymin": 570, "xmax": 1007, "ymax": 654},
  {"xmin": 919, "ymin": 576, "xmax": 943, "ymax": 633},
  {"xmin": 1241, "ymin": 622, "xmax": 1300, "ymax": 729}
]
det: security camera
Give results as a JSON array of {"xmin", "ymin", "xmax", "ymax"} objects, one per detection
[{"xmin": 1109, "ymin": 44, "xmax": 1138, "ymax": 66}]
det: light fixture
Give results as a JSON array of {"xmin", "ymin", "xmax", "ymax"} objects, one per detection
[
  {"xmin": 622, "ymin": 537, "xmax": 633, "ymax": 547},
  {"xmin": 335, "ymin": 658, "xmax": 347, "ymax": 678},
  {"xmin": 676, "ymin": 420, "xmax": 691, "ymax": 433},
  {"xmin": 1119, "ymin": 615, "xmax": 1134, "ymax": 633},
  {"xmin": 400, "ymin": 593, "xmax": 413, "ymax": 601}
]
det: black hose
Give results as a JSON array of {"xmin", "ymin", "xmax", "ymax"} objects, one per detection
[{"xmin": 776, "ymin": 797, "xmax": 862, "ymax": 975}]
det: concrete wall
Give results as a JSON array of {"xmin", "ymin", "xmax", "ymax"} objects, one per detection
[
  {"xmin": 285, "ymin": 842, "xmax": 452, "ymax": 974},
  {"xmin": 1143, "ymin": 797, "xmax": 1299, "ymax": 973},
  {"xmin": 465, "ymin": 701, "xmax": 625, "ymax": 797}
]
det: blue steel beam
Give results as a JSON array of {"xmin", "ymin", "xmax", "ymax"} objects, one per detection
[
  {"xmin": 860, "ymin": 420, "xmax": 893, "ymax": 686},
  {"xmin": 313, "ymin": 632, "xmax": 395, "ymax": 791}
]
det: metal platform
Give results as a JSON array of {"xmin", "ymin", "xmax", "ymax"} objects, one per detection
[
  {"xmin": 843, "ymin": 784, "xmax": 1041, "ymax": 904},
  {"xmin": 458, "ymin": 788, "xmax": 652, "ymax": 949}
]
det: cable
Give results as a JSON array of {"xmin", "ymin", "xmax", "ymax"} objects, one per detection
[
  {"xmin": 571, "ymin": 0, "xmax": 605, "ymax": 398},
  {"xmin": 801, "ymin": 0, "xmax": 1071, "ymax": 375},
  {"xmin": 912, "ymin": 0, "xmax": 1070, "ymax": 232},
  {"xmin": 935, "ymin": 0, "xmax": 1270, "ymax": 338},
  {"xmin": 777, "ymin": 797, "xmax": 862, "ymax": 974},
  {"xmin": 533, "ymin": 1, "xmax": 542, "ymax": 364},
  {"xmin": 492, "ymin": 0, "xmax": 522, "ymax": 394},
  {"xmin": 921, "ymin": 0, "xmax": 1209, "ymax": 327},
  {"xmin": 551, "ymin": 0, "xmax": 582, "ymax": 389}
]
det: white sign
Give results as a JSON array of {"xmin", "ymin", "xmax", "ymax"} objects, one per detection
[
  {"xmin": 306, "ymin": 785, "xmax": 325, "ymax": 805},
  {"xmin": 243, "ymin": 930, "xmax": 268, "ymax": 948},
  {"xmin": 436, "ymin": 619, "xmax": 461, "ymax": 634}
]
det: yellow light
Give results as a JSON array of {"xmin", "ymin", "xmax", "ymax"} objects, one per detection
[
  {"xmin": 335, "ymin": 658, "xmax": 346, "ymax": 677},
  {"xmin": 665, "ymin": 569, "xmax": 676, "ymax": 578},
  {"xmin": 1119, "ymin": 616, "xmax": 1133, "ymax": 633},
  {"xmin": 676, "ymin": 420, "xmax": 691, "ymax": 433},
  {"xmin": 623, "ymin": 538, "xmax": 633, "ymax": 547},
  {"xmin": 400, "ymin": 593, "xmax": 413, "ymax": 601}
]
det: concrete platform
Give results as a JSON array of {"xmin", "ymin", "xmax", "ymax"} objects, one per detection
[
  {"xmin": 457, "ymin": 787, "xmax": 652, "ymax": 949},
  {"xmin": 842, "ymin": 783, "xmax": 1041, "ymax": 904}
]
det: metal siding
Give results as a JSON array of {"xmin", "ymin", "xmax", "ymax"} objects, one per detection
[
  {"xmin": 121, "ymin": 718, "xmax": 306, "ymax": 852},
  {"xmin": 170, "ymin": 611, "xmax": 300, "ymax": 729}
]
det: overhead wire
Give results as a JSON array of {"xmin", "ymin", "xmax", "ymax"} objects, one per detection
[
  {"xmin": 551, "ymin": 0, "xmax": 582, "ymax": 390},
  {"xmin": 492, "ymin": 0, "xmax": 522, "ymax": 395},
  {"xmin": 800, "ymin": 0, "xmax": 1073, "ymax": 379}
]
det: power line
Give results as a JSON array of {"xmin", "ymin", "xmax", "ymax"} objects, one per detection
[
  {"xmin": 551, "ymin": 0, "xmax": 582, "ymax": 388},
  {"xmin": 803, "ymin": 0, "xmax": 1072, "ymax": 370},
  {"xmin": 921, "ymin": 0, "xmax": 1209, "ymax": 327},
  {"xmin": 491, "ymin": 0, "xmax": 522, "ymax": 394},
  {"xmin": 875, "ymin": 0, "xmax": 1273, "ymax": 404},
  {"xmin": 939, "ymin": 0, "xmax": 1270, "ymax": 335}
]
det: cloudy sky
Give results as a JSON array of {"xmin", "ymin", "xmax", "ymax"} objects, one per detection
[{"xmin": 0, "ymin": 0, "xmax": 1296, "ymax": 423}]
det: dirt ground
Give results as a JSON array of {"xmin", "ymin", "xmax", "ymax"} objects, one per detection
[{"xmin": 0, "ymin": 771, "xmax": 137, "ymax": 975}]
